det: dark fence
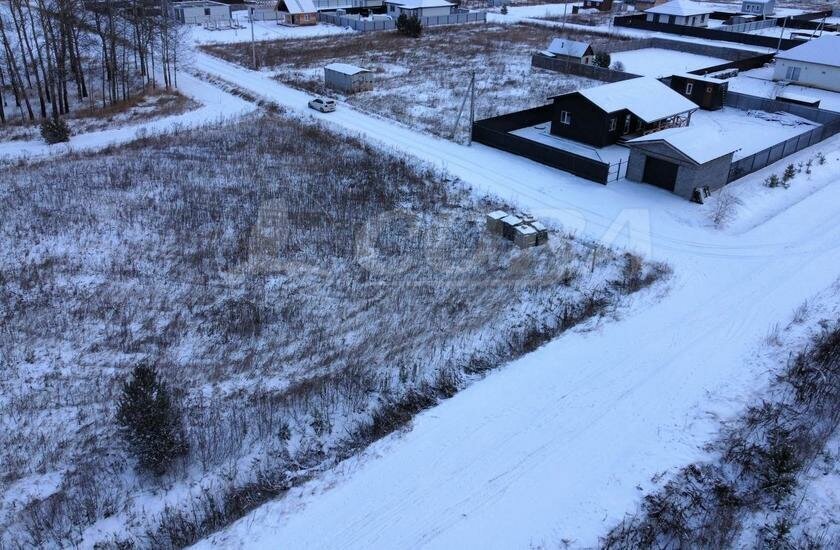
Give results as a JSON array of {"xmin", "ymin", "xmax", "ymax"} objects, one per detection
[
  {"xmin": 613, "ymin": 14, "xmax": 806, "ymax": 50},
  {"xmin": 532, "ymin": 55, "xmax": 640, "ymax": 82},
  {"xmin": 688, "ymin": 53, "xmax": 774, "ymax": 76},
  {"xmin": 725, "ymin": 92, "xmax": 840, "ymax": 182},
  {"xmin": 472, "ymin": 105, "xmax": 612, "ymax": 184},
  {"xmin": 318, "ymin": 10, "xmax": 486, "ymax": 31}
]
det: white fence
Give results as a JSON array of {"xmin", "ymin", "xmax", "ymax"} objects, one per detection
[
  {"xmin": 318, "ymin": 10, "xmax": 486, "ymax": 31},
  {"xmin": 718, "ymin": 18, "xmax": 777, "ymax": 33}
]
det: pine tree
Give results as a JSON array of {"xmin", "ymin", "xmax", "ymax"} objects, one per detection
[
  {"xmin": 593, "ymin": 52, "xmax": 611, "ymax": 68},
  {"xmin": 117, "ymin": 365, "xmax": 186, "ymax": 475},
  {"xmin": 782, "ymin": 164, "xmax": 796, "ymax": 187},
  {"xmin": 40, "ymin": 116, "xmax": 71, "ymax": 144},
  {"xmin": 396, "ymin": 13, "xmax": 422, "ymax": 38}
]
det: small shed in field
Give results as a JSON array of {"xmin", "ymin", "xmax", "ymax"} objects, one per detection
[
  {"xmin": 171, "ymin": 1, "xmax": 230, "ymax": 24},
  {"xmin": 542, "ymin": 38, "xmax": 595, "ymax": 65},
  {"xmin": 669, "ymin": 73, "xmax": 728, "ymax": 110},
  {"xmin": 385, "ymin": 0, "xmax": 455, "ymax": 18},
  {"xmin": 276, "ymin": 0, "xmax": 317, "ymax": 26},
  {"xmin": 626, "ymin": 126, "xmax": 738, "ymax": 198},
  {"xmin": 324, "ymin": 63, "xmax": 374, "ymax": 93}
]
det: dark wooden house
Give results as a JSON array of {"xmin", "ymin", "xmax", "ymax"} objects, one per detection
[
  {"xmin": 549, "ymin": 77, "xmax": 699, "ymax": 148},
  {"xmin": 583, "ymin": 0, "xmax": 613, "ymax": 11},
  {"xmin": 669, "ymin": 73, "xmax": 728, "ymax": 110}
]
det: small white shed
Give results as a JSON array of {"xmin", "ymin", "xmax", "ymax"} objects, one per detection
[
  {"xmin": 741, "ymin": 0, "xmax": 774, "ymax": 16},
  {"xmin": 385, "ymin": 0, "xmax": 455, "ymax": 18},
  {"xmin": 171, "ymin": 0, "xmax": 231, "ymax": 25},
  {"xmin": 324, "ymin": 63, "xmax": 374, "ymax": 94}
]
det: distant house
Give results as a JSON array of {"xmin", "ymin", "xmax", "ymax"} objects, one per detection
[
  {"xmin": 384, "ymin": 0, "xmax": 455, "ymax": 18},
  {"xmin": 644, "ymin": 0, "xmax": 713, "ymax": 27},
  {"xmin": 626, "ymin": 126, "xmax": 738, "ymax": 197},
  {"xmin": 277, "ymin": 0, "xmax": 317, "ymax": 25},
  {"xmin": 324, "ymin": 63, "xmax": 373, "ymax": 93},
  {"xmin": 541, "ymin": 38, "xmax": 595, "ymax": 65},
  {"xmin": 171, "ymin": 0, "xmax": 230, "ymax": 24},
  {"xmin": 634, "ymin": 0, "xmax": 667, "ymax": 11},
  {"xmin": 669, "ymin": 73, "xmax": 728, "ymax": 110},
  {"xmin": 582, "ymin": 0, "xmax": 613, "ymax": 11},
  {"xmin": 548, "ymin": 77, "xmax": 699, "ymax": 147},
  {"xmin": 741, "ymin": 0, "xmax": 774, "ymax": 16},
  {"xmin": 773, "ymin": 35, "xmax": 840, "ymax": 93}
]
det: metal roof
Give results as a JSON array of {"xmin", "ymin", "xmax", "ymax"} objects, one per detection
[
  {"xmin": 547, "ymin": 38, "xmax": 592, "ymax": 58},
  {"xmin": 775, "ymin": 35, "xmax": 840, "ymax": 68},
  {"xmin": 278, "ymin": 0, "xmax": 316, "ymax": 14},
  {"xmin": 325, "ymin": 63, "xmax": 371, "ymax": 76},
  {"xmin": 645, "ymin": 0, "xmax": 714, "ymax": 16},
  {"xmin": 628, "ymin": 127, "xmax": 738, "ymax": 164}
]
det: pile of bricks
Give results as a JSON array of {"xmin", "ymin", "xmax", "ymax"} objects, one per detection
[{"xmin": 485, "ymin": 210, "xmax": 549, "ymax": 249}]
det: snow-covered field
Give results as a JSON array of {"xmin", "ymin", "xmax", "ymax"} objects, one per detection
[
  {"xmin": 728, "ymin": 66, "xmax": 840, "ymax": 113},
  {"xmin": 610, "ymin": 48, "xmax": 726, "ymax": 77},
  {"xmin": 181, "ymin": 49, "xmax": 840, "ymax": 550},
  {"xmin": 203, "ymin": 24, "xmax": 606, "ymax": 143}
]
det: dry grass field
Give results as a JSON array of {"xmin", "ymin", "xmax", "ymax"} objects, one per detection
[{"xmin": 203, "ymin": 24, "xmax": 626, "ymax": 142}]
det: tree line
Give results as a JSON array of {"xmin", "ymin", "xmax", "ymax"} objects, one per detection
[{"xmin": 0, "ymin": 0, "xmax": 186, "ymax": 125}]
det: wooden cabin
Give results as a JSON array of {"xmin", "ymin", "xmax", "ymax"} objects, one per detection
[
  {"xmin": 549, "ymin": 77, "xmax": 699, "ymax": 148},
  {"xmin": 669, "ymin": 73, "xmax": 728, "ymax": 110}
]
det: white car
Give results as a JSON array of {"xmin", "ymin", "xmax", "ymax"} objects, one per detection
[{"xmin": 308, "ymin": 98, "xmax": 336, "ymax": 113}]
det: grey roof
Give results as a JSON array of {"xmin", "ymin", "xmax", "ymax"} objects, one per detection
[
  {"xmin": 775, "ymin": 35, "xmax": 840, "ymax": 68},
  {"xmin": 547, "ymin": 38, "xmax": 592, "ymax": 58},
  {"xmin": 629, "ymin": 127, "xmax": 738, "ymax": 164}
]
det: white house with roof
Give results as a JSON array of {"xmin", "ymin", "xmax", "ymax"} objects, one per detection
[
  {"xmin": 773, "ymin": 35, "xmax": 840, "ymax": 93},
  {"xmin": 644, "ymin": 0, "xmax": 713, "ymax": 27},
  {"xmin": 741, "ymin": 0, "xmax": 774, "ymax": 16},
  {"xmin": 541, "ymin": 39, "xmax": 595, "ymax": 65},
  {"xmin": 384, "ymin": 0, "xmax": 455, "ymax": 18}
]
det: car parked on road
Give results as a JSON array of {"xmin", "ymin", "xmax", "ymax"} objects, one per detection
[{"xmin": 308, "ymin": 98, "xmax": 336, "ymax": 113}]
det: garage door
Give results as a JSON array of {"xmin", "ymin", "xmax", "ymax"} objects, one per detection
[{"xmin": 642, "ymin": 156, "xmax": 679, "ymax": 191}]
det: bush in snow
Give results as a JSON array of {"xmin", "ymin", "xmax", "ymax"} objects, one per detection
[
  {"xmin": 782, "ymin": 164, "xmax": 796, "ymax": 185},
  {"xmin": 500, "ymin": 4, "xmax": 508, "ymax": 15},
  {"xmin": 764, "ymin": 174, "xmax": 781, "ymax": 188},
  {"xmin": 40, "ymin": 116, "xmax": 71, "ymax": 144},
  {"xmin": 593, "ymin": 52, "xmax": 611, "ymax": 68},
  {"xmin": 117, "ymin": 365, "xmax": 187, "ymax": 475},
  {"xmin": 396, "ymin": 14, "xmax": 422, "ymax": 38},
  {"xmin": 611, "ymin": 61, "xmax": 625, "ymax": 72}
]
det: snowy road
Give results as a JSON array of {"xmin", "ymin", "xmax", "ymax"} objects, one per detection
[{"xmin": 186, "ymin": 53, "xmax": 840, "ymax": 548}]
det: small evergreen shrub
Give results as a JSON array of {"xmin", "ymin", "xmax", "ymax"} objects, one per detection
[
  {"xmin": 593, "ymin": 52, "xmax": 611, "ymax": 68},
  {"xmin": 396, "ymin": 13, "xmax": 422, "ymax": 38},
  {"xmin": 117, "ymin": 365, "xmax": 187, "ymax": 475},
  {"xmin": 40, "ymin": 116, "xmax": 71, "ymax": 144},
  {"xmin": 500, "ymin": 4, "xmax": 508, "ymax": 15}
]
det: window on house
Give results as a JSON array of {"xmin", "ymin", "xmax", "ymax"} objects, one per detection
[
  {"xmin": 560, "ymin": 111, "xmax": 572, "ymax": 125},
  {"xmin": 685, "ymin": 82, "xmax": 694, "ymax": 95},
  {"xmin": 637, "ymin": 119, "xmax": 643, "ymax": 131},
  {"xmin": 204, "ymin": 8, "xmax": 210, "ymax": 16},
  {"xmin": 608, "ymin": 117, "xmax": 617, "ymax": 132},
  {"xmin": 623, "ymin": 114, "xmax": 631, "ymax": 133},
  {"xmin": 785, "ymin": 66, "xmax": 801, "ymax": 81}
]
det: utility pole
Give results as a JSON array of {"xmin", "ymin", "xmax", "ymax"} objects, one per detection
[
  {"xmin": 468, "ymin": 70, "xmax": 475, "ymax": 146},
  {"xmin": 776, "ymin": 16, "xmax": 787, "ymax": 53},
  {"xmin": 562, "ymin": 1, "xmax": 568, "ymax": 34},
  {"xmin": 250, "ymin": 7, "xmax": 257, "ymax": 70}
]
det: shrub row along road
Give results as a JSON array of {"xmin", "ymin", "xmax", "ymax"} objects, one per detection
[{"xmin": 185, "ymin": 51, "xmax": 840, "ymax": 548}]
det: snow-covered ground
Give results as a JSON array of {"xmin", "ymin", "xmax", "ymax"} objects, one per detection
[
  {"xmin": 610, "ymin": 48, "xmax": 726, "ymax": 77},
  {"xmin": 182, "ymin": 50, "xmax": 840, "ymax": 549},
  {"xmin": 187, "ymin": 11, "xmax": 353, "ymax": 45},
  {"xmin": 727, "ymin": 66, "xmax": 840, "ymax": 113},
  {"xmin": 690, "ymin": 107, "xmax": 819, "ymax": 159},
  {"xmin": 0, "ymin": 71, "xmax": 254, "ymax": 163}
]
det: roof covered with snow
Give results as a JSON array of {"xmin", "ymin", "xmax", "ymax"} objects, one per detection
[
  {"xmin": 555, "ymin": 77, "xmax": 699, "ymax": 123},
  {"xmin": 673, "ymin": 72, "xmax": 726, "ymax": 83},
  {"xmin": 775, "ymin": 35, "xmax": 840, "ymax": 68},
  {"xmin": 628, "ymin": 126, "xmax": 739, "ymax": 164},
  {"xmin": 385, "ymin": 0, "xmax": 454, "ymax": 8},
  {"xmin": 325, "ymin": 63, "xmax": 370, "ymax": 75},
  {"xmin": 547, "ymin": 39, "xmax": 592, "ymax": 58},
  {"xmin": 645, "ymin": 0, "xmax": 714, "ymax": 16},
  {"xmin": 278, "ymin": 0, "xmax": 316, "ymax": 14}
]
